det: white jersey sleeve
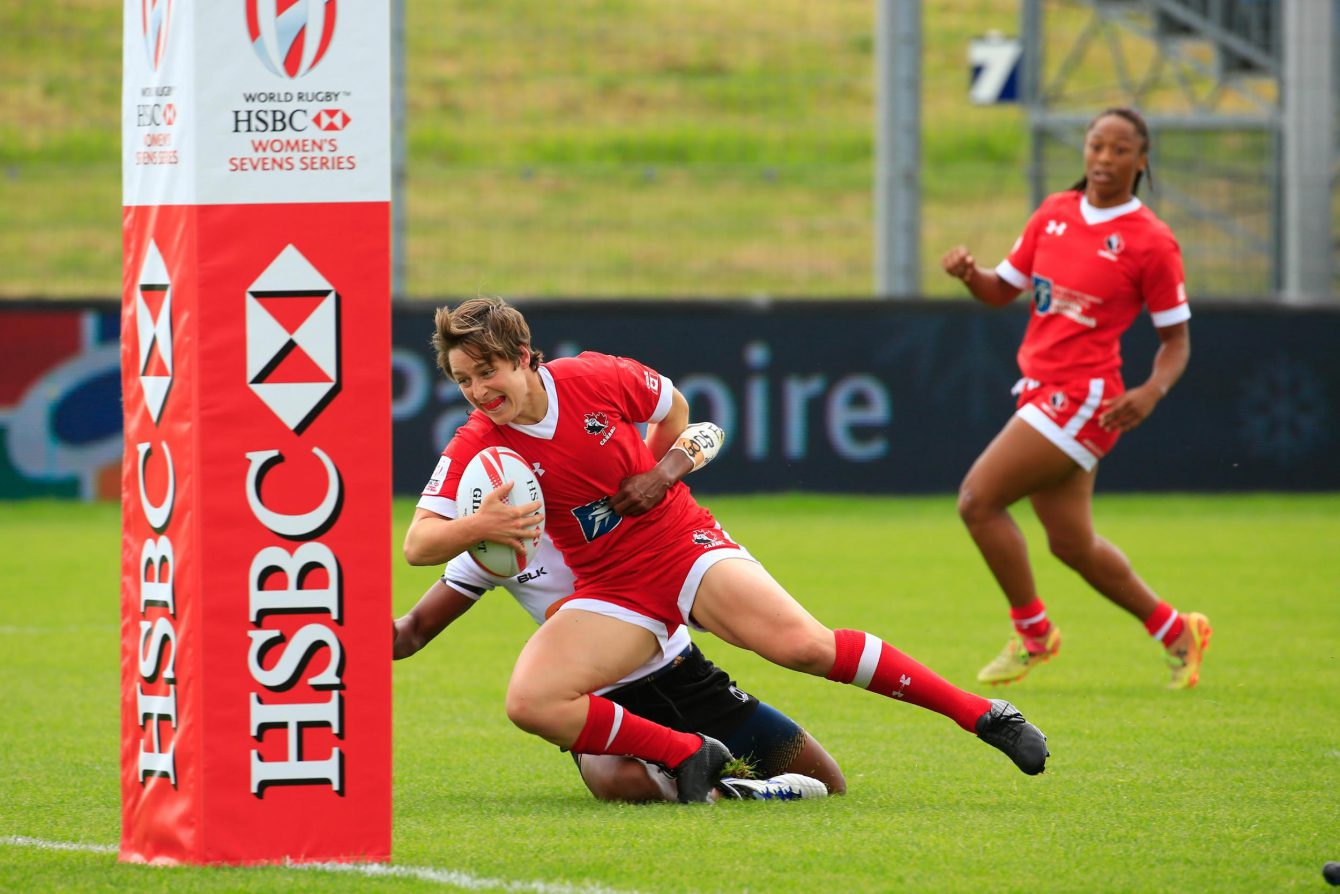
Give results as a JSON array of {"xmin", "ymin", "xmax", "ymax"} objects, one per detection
[{"xmin": 440, "ymin": 534, "xmax": 578, "ymax": 625}]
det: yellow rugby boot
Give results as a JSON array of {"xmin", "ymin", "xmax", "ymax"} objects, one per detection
[
  {"xmin": 1166, "ymin": 612, "xmax": 1212, "ymax": 689},
  {"xmin": 976, "ymin": 626, "xmax": 1062, "ymax": 685}
]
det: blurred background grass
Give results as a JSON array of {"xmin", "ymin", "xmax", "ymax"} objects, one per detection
[
  {"xmin": 0, "ymin": 1, "xmax": 1311, "ymax": 300},
  {"xmin": 1, "ymin": 0, "xmax": 1052, "ymax": 300}
]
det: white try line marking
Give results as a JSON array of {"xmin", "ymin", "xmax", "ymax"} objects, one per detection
[
  {"xmin": 1, "ymin": 836, "xmax": 652, "ymax": 894},
  {"xmin": 0, "ymin": 625, "xmax": 118, "ymax": 635}
]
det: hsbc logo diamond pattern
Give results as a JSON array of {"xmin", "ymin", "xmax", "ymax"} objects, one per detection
[
  {"xmin": 246, "ymin": 0, "xmax": 338, "ymax": 80},
  {"xmin": 136, "ymin": 240, "xmax": 173, "ymax": 423},
  {"xmin": 313, "ymin": 109, "xmax": 350, "ymax": 132},
  {"xmin": 246, "ymin": 245, "xmax": 340, "ymax": 433}
]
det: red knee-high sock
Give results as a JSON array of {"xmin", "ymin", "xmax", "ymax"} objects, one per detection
[
  {"xmin": 1144, "ymin": 601, "xmax": 1185, "ymax": 647},
  {"xmin": 570, "ymin": 694, "xmax": 702, "ymax": 769},
  {"xmin": 1010, "ymin": 597, "xmax": 1052, "ymax": 640},
  {"xmin": 827, "ymin": 629, "xmax": 990, "ymax": 732}
]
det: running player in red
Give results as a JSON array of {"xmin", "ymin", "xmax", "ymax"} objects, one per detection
[
  {"xmin": 394, "ymin": 532, "xmax": 843, "ymax": 802},
  {"xmin": 405, "ymin": 297, "xmax": 1049, "ymax": 803},
  {"xmin": 940, "ymin": 106, "xmax": 1211, "ymax": 689}
]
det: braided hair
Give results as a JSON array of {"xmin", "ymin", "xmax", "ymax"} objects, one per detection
[{"xmin": 1068, "ymin": 106, "xmax": 1152, "ymax": 196}]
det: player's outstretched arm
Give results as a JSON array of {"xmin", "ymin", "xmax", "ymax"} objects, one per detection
[
  {"xmin": 940, "ymin": 244, "xmax": 1020, "ymax": 307},
  {"xmin": 393, "ymin": 578, "xmax": 476, "ymax": 660}
]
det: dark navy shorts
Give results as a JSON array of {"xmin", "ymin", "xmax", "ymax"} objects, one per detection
[{"xmin": 600, "ymin": 643, "xmax": 807, "ymax": 778}]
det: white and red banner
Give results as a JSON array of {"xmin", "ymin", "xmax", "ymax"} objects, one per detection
[{"xmin": 121, "ymin": 0, "xmax": 391, "ymax": 865}]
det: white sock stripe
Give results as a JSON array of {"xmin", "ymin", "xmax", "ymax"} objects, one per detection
[
  {"xmin": 604, "ymin": 704, "xmax": 624, "ymax": 751},
  {"xmin": 1062, "ymin": 378, "xmax": 1105, "ymax": 436},
  {"xmin": 851, "ymin": 633, "xmax": 883, "ymax": 690},
  {"xmin": 1014, "ymin": 609, "xmax": 1047, "ymax": 628},
  {"xmin": 1152, "ymin": 609, "xmax": 1179, "ymax": 643}
]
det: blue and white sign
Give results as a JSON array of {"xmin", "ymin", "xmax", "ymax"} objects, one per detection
[{"xmin": 969, "ymin": 32, "xmax": 1022, "ymax": 104}]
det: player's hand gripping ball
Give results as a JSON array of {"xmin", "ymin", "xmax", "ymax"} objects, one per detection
[{"xmin": 457, "ymin": 446, "xmax": 545, "ymax": 577}]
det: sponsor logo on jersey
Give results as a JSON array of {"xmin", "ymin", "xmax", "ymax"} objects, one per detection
[
  {"xmin": 1031, "ymin": 274, "xmax": 1053, "ymax": 314},
  {"xmin": 422, "ymin": 456, "xmax": 449, "ymax": 495},
  {"xmin": 571, "ymin": 496, "xmax": 622, "ymax": 542},
  {"xmin": 1044, "ymin": 220, "xmax": 1067, "ymax": 236}
]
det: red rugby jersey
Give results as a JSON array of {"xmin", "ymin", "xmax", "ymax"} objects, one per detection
[
  {"xmin": 996, "ymin": 191, "xmax": 1190, "ymax": 383},
  {"xmin": 418, "ymin": 351, "xmax": 703, "ymax": 586}
]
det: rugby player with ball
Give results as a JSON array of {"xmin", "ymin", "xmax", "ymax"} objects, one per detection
[{"xmin": 405, "ymin": 297, "xmax": 1049, "ymax": 803}]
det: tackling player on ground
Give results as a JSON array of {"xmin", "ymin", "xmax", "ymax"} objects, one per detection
[
  {"xmin": 941, "ymin": 106, "xmax": 1211, "ymax": 689},
  {"xmin": 405, "ymin": 297, "xmax": 1050, "ymax": 803},
  {"xmin": 394, "ymin": 531, "xmax": 844, "ymax": 802}
]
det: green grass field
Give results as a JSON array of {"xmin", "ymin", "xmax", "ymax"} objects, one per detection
[
  {"xmin": 2, "ymin": 493, "xmax": 1337, "ymax": 892},
  {"xmin": 8, "ymin": 1, "xmax": 1274, "ymax": 300}
]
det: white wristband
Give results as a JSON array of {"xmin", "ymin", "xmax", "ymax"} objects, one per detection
[{"xmin": 670, "ymin": 422, "xmax": 725, "ymax": 474}]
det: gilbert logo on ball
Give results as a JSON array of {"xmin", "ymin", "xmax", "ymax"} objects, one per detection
[{"xmin": 457, "ymin": 446, "xmax": 545, "ymax": 577}]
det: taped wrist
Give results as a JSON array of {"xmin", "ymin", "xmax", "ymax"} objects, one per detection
[{"xmin": 670, "ymin": 422, "xmax": 725, "ymax": 474}]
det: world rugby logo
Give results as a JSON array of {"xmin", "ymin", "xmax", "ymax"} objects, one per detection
[
  {"xmin": 142, "ymin": 0, "xmax": 172, "ymax": 71},
  {"xmin": 246, "ymin": 0, "xmax": 338, "ymax": 80}
]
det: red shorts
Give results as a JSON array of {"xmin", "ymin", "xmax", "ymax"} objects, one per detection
[
  {"xmin": 554, "ymin": 521, "xmax": 753, "ymax": 660},
  {"xmin": 1013, "ymin": 375, "xmax": 1123, "ymax": 471}
]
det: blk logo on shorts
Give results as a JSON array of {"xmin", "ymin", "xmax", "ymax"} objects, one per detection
[{"xmin": 571, "ymin": 496, "xmax": 621, "ymax": 542}]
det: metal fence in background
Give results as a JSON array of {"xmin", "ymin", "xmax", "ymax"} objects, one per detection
[{"xmin": 2, "ymin": 1, "xmax": 1334, "ymax": 301}]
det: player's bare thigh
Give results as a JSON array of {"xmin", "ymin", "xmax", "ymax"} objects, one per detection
[
  {"xmin": 961, "ymin": 415, "xmax": 1083, "ymax": 510},
  {"xmin": 689, "ymin": 559, "xmax": 833, "ymax": 674},
  {"xmin": 506, "ymin": 609, "xmax": 661, "ymax": 742}
]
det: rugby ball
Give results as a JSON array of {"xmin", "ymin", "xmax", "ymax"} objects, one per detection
[{"xmin": 457, "ymin": 446, "xmax": 545, "ymax": 577}]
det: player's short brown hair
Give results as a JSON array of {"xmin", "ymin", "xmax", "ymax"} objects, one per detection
[{"xmin": 432, "ymin": 297, "xmax": 543, "ymax": 377}]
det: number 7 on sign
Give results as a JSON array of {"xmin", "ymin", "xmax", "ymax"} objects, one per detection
[{"xmin": 968, "ymin": 33, "xmax": 1022, "ymax": 105}]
